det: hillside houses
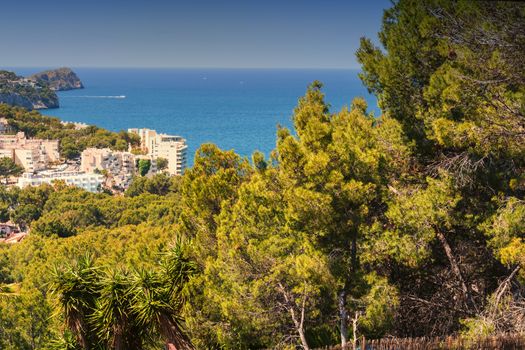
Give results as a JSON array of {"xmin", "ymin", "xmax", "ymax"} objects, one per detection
[
  {"xmin": 81, "ymin": 148, "xmax": 152, "ymax": 189},
  {"xmin": 0, "ymin": 131, "xmax": 59, "ymax": 172},
  {"xmin": 0, "ymin": 121, "xmax": 187, "ymax": 193}
]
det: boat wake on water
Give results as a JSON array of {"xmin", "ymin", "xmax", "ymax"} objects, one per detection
[{"xmin": 63, "ymin": 95, "xmax": 126, "ymax": 99}]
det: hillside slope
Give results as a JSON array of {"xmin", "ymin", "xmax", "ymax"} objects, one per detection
[
  {"xmin": 0, "ymin": 71, "xmax": 59, "ymax": 109},
  {"xmin": 28, "ymin": 67, "xmax": 84, "ymax": 91}
]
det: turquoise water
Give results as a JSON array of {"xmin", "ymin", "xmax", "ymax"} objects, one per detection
[{"xmin": 16, "ymin": 68, "xmax": 379, "ymax": 164}]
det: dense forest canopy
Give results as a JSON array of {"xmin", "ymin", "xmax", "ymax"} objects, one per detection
[{"xmin": 1, "ymin": 0, "xmax": 525, "ymax": 349}]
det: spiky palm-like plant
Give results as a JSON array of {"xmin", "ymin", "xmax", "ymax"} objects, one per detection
[
  {"xmin": 130, "ymin": 244, "xmax": 196, "ymax": 350},
  {"xmin": 90, "ymin": 269, "xmax": 147, "ymax": 350},
  {"xmin": 51, "ymin": 254, "xmax": 102, "ymax": 349},
  {"xmin": 48, "ymin": 330, "xmax": 80, "ymax": 350},
  {"xmin": 51, "ymin": 244, "xmax": 196, "ymax": 350}
]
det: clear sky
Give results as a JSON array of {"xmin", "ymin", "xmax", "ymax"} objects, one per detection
[{"xmin": 1, "ymin": 0, "xmax": 390, "ymax": 69}]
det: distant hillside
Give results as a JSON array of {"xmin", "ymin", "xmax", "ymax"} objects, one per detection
[
  {"xmin": 0, "ymin": 70, "xmax": 59, "ymax": 110},
  {"xmin": 28, "ymin": 67, "xmax": 84, "ymax": 91}
]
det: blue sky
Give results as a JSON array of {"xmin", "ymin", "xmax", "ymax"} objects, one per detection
[{"xmin": 1, "ymin": 0, "xmax": 390, "ymax": 68}]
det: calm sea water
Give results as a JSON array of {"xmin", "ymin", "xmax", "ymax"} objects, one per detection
[{"xmin": 15, "ymin": 68, "xmax": 378, "ymax": 165}]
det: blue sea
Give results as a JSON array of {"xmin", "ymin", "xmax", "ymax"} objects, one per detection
[{"xmin": 14, "ymin": 68, "xmax": 378, "ymax": 165}]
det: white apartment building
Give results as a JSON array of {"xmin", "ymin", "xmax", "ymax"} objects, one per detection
[
  {"xmin": 17, "ymin": 171, "xmax": 104, "ymax": 193},
  {"xmin": 0, "ymin": 132, "xmax": 59, "ymax": 172},
  {"xmin": 128, "ymin": 128, "xmax": 187, "ymax": 175},
  {"xmin": 81, "ymin": 148, "xmax": 137, "ymax": 189},
  {"xmin": 0, "ymin": 149, "xmax": 13, "ymax": 159}
]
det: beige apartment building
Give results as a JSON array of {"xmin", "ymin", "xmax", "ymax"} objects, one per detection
[
  {"xmin": 81, "ymin": 148, "xmax": 135, "ymax": 174},
  {"xmin": 0, "ymin": 132, "xmax": 59, "ymax": 172},
  {"xmin": 128, "ymin": 128, "xmax": 187, "ymax": 175},
  {"xmin": 81, "ymin": 148, "xmax": 138, "ymax": 189}
]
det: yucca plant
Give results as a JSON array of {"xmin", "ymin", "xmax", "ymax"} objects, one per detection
[
  {"xmin": 48, "ymin": 330, "xmax": 81, "ymax": 350},
  {"xmin": 129, "ymin": 244, "xmax": 196, "ymax": 350},
  {"xmin": 90, "ymin": 268, "xmax": 148, "ymax": 350},
  {"xmin": 51, "ymin": 244, "xmax": 196, "ymax": 350},
  {"xmin": 50, "ymin": 253, "xmax": 102, "ymax": 349}
]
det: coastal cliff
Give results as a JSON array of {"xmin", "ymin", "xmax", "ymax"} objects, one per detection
[
  {"xmin": 0, "ymin": 71, "xmax": 59, "ymax": 110},
  {"xmin": 28, "ymin": 67, "xmax": 84, "ymax": 91}
]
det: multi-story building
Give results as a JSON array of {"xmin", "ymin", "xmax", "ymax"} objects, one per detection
[
  {"xmin": 128, "ymin": 128, "xmax": 187, "ymax": 175},
  {"xmin": 0, "ymin": 132, "xmax": 59, "ymax": 171},
  {"xmin": 129, "ymin": 128, "xmax": 158, "ymax": 153},
  {"xmin": 0, "ymin": 149, "xmax": 13, "ymax": 159},
  {"xmin": 13, "ymin": 148, "xmax": 41, "ymax": 173},
  {"xmin": 17, "ymin": 171, "xmax": 104, "ymax": 193},
  {"xmin": 80, "ymin": 148, "xmax": 137, "ymax": 189}
]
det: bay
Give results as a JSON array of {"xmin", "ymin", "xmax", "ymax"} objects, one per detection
[{"xmin": 16, "ymin": 68, "xmax": 379, "ymax": 165}]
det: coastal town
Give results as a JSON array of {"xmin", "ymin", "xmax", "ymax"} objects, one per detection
[{"xmin": 0, "ymin": 117, "xmax": 187, "ymax": 243}]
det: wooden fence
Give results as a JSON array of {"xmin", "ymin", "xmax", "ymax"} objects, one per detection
[{"xmin": 314, "ymin": 333, "xmax": 525, "ymax": 350}]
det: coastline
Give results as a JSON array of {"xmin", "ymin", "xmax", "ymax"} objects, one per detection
[{"xmin": 34, "ymin": 68, "xmax": 378, "ymax": 166}]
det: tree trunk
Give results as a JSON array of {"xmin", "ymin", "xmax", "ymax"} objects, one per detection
[
  {"xmin": 288, "ymin": 297, "xmax": 310, "ymax": 350},
  {"xmin": 114, "ymin": 336, "xmax": 124, "ymax": 350},
  {"xmin": 340, "ymin": 231, "xmax": 358, "ymax": 350},
  {"xmin": 339, "ymin": 289, "xmax": 348, "ymax": 348},
  {"xmin": 297, "ymin": 324, "xmax": 310, "ymax": 350},
  {"xmin": 159, "ymin": 315, "xmax": 195, "ymax": 350},
  {"xmin": 436, "ymin": 231, "xmax": 473, "ymax": 308},
  {"xmin": 351, "ymin": 311, "xmax": 360, "ymax": 350},
  {"xmin": 278, "ymin": 282, "xmax": 310, "ymax": 350},
  {"xmin": 293, "ymin": 290, "xmax": 310, "ymax": 350}
]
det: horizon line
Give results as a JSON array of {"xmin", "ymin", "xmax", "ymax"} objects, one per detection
[{"xmin": 3, "ymin": 65, "xmax": 361, "ymax": 70}]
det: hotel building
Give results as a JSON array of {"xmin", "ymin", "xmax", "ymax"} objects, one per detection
[
  {"xmin": 128, "ymin": 128, "xmax": 187, "ymax": 175},
  {"xmin": 17, "ymin": 171, "xmax": 104, "ymax": 193},
  {"xmin": 80, "ymin": 148, "xmax": 139, "ymax": 189},
  {"xmin": 0, "ymin": 132, "xmax": 59, "ymax": 172}
]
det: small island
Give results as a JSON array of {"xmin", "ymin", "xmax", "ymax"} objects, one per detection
[{"xmin": 28, "ymin": 67, "xmax": 84, "ymax": 91}]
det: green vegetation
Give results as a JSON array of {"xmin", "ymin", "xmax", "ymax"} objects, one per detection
[
  {"xmin": 0, "ymin": 158, "xmax": 23, "ymax": 184},
  {"xmin": 28, "ymin": 67, "xmax": 84, "ymax": 91},
  {"xmin": 51, "ymin": 246, "xmax": 195, "ymax": 349},
  {"xmin": 0, "ymin": 180, "xmax": 182, "ymax": 348},
  {"xmin": 1, "ymin": 1, "xmax": 525, "ymax": 349},
  {"xmin": 0, "ymin": 71, "xmax": 59, "ymax": 109},
  {"xmin": 156, "ymin": 157, "xmax": 168, "ymax": 170},
  {"xmin": 137, "ymin": 159, "xmax": 151, "ymax": 176},
  {"xmin": 0, "ymin": 104, "xmax": 140, "ymax": 159},
  {"xmin": 125, "ymin": 172, "xmax": 180, "ymax": 197}
]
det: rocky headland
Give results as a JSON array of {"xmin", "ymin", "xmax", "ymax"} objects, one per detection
[
  {"xmin": 0, "ymin": 70, "xmax": 59, "ymax": 110},
  {"xmin": 28, "ymin": 67, "xmax": 84, "ymax": 91}
]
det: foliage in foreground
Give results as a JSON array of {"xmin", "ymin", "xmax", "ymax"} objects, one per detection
[{"xmin": 50, "ymin": 245, "xmax": 195, "ymax": 350}]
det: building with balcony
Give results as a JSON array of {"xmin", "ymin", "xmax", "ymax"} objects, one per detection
[
  {"xmin": 81, "ymin": 148, "xmax": 138, "ymax": 189},
  {"xmin": 128, "ymin": 128, "xmax": 187, "ymax": 175},
  {"xmin": 0, "ymin": 132, "xmax": 59, "ymax": 171},
  {"xmin": 17, "ymin": 171, "xmax": 104, "ymax": 193}
]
